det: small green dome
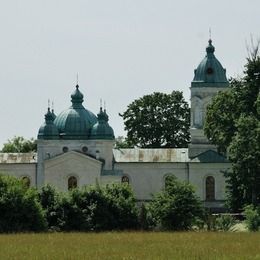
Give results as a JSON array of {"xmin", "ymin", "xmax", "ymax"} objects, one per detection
[
  {"xmin": 192, "ymin": 39, "xmax": 228, "ymax": 86},
  {"xmin": 38, "ymin": 107, "xmax": 59, "ymax": 139},
  {"xmin": 54, "ymin": 85, "xmax": 97, "ymax": 139},
  {"xmin": 90, "ymin": 108, "xmax": 115, "ymax": 140}
]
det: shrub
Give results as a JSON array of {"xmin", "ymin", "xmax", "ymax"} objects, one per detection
[
  {"xmin": 0, "ymin": 175, "xmax": 47, "ymax": 232},
  {"xmin": 38, "ymin": 184, "xmax": 66, "ymax": 231},
  {"xmin": 63, "ymin": 183, "xmax": 139, "ymax": 231},
  {"xmin": 215, "ymin": 214, "xmax": 235, "ymax": 231},
  {"xmin": 244, "ymin": 205, "xmax": 260, "ymax": 231},
  {"xmin": 104, "ymin": 183, "xmax": 139, "ymax": 230},
  {"xmin": 148, "ymin": 176, "xmax": 204, "ymax": 230}
]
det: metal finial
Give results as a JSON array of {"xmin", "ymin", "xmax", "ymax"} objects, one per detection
[
  {"xmin": 48, "ymin": 99, "xmax": 50, "ymax": 108},
  {"xmin": 100, "ymin": 98, "xmax": 102, "ymax": 108},
  {"xmin": 52, "ymin": 101, "xmax": 54, "ymax": 112},
  {"xmin": 209, "ymin": 28, "xmax": 212, "ymax": 40},
  {"xmin": 76, "ymin": 73, "xmax": 79, "ymax": 85},
  {"xmin": 104, "ymin": 100, "xmax": 106, "ymax": 111}
]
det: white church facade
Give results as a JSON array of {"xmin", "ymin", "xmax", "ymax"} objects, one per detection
[{"xmin": 0, "ymin": 40, "xmax": 231, "ymax": 211}]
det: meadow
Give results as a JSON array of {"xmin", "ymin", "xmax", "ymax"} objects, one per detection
[{"xmin": 0, "ymin": 232, "xmax": 260, "ymax": 260}]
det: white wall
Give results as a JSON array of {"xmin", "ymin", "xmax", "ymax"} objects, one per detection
[
  {"xmin": 44, "ymin": 151, "xmax": 102, "ymax": 191},
  {"xmin": 0, "ymin": 163, "xmax": 37, "ymax": 186}
]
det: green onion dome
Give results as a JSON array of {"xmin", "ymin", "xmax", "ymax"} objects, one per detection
[
  {"xmin": 38, "ymin": 107, "xmax": 59, "ymax": 139},
  {"xmin": 90, "ymin": 107, "xmax": 115, "ymax": 140},
  {"xmin": 192, "ymin": 39, "xmax": 228, "ymax": 86},
  {"xmin": 54, "ymin": 85, "xmax": 97, "ymax": 140}
]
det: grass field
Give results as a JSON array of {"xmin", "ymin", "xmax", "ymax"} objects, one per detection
[{"xmin": 0, "ymin": 232, "xmax": 260, "ymax": 260}]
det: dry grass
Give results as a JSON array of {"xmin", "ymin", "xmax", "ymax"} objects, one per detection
[{"xmin": 0, "ymin": 232, "xmax": 260, "ymax": 259}]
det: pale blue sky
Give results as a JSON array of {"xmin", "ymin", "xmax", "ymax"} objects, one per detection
[{"xmin": 0, "ymin": 0, "xmax": 259, "ymax": 148}]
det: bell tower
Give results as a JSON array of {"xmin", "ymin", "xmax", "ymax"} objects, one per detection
[{"xmin": 189, "ymin": 39, "xmax": 229, "ymax": 158}]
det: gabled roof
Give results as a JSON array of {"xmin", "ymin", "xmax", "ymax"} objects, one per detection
[
  {"xmin": 190, "ymin": 150, "xmax": 228, "ymax": 163},
  {"xmin": 45, "ymin": 150, "xmax": 101, "ymax": 165}
]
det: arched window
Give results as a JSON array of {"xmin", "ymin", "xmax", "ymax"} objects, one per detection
[
  {"xmin": 206, "ymin": 176, "xmax": 215, "ymax": 201},
  {"xmin": 122, "ymin": 175, "xmax": 129, "ymax": 184},
  {"xmin": 21, "ymin": 176, "xmax": 30, "ymax": 188},
  {"xmin": 68, "ymin": 176, "xmax": 77, "ymax": 190}
]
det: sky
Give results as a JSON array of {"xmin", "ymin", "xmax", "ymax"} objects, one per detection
[{"xmin": 0, "ymin": 0, "xmax": 259, "ymax": 149}]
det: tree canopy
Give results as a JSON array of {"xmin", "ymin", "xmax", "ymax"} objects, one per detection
[
  {"xmin": 0, "ymin": 175, "xmax": 47, "ymax": 232},
  {"xmin": 1, "ymin": 136, "xmax": 36, "ymax": 153},
  {"xmin": 204, "ymin": 42, "xmax": 260, "ymax": 210},
  {"xmin": 120, "ymin": 91, "xmax": 190, "ymax": 148}
]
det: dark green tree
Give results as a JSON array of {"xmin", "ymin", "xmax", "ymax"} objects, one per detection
[
  {"xmin": 204, "ymin": 41, "xmax": 260, "ymax": 210},
  {"xmin": 226, "ymin": 115, "xmax": 260, "ymax": 210},
  {"xmin": 148, "ymin": 175, "xmax": 203, "ymax": 230},
  {"xmin": 62, "ymin": 183, "xmax": 139, "ymax": 231},
  {"xmin": 104, "ymin": 183, "xmax": 139, "ymax": 229},
  {"xmin": 0, "ymin": 175, "xmax": 47, "ymax": 232},
  {"xmin": 120, "ymin": 91, "xmax": 190, "ymax": 148},
  {"xmin": 38, "ymin": 184, "xmax": 66, "ymax": 230},
  {"xmin": 2, "ymin": 136, "xmax": 37, "ymax": 153}
]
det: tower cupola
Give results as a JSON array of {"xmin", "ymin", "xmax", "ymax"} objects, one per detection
[
  {"xmin": 90, "ymin": 107, "xmax": 115, "ymax": 140},
  {"xmin": 192, "ymin": 39, "xmax": 229, "ymax": 86},
  {"xmin": 38, "ymin": 107, "xmax": 59, "ymax": 139}
]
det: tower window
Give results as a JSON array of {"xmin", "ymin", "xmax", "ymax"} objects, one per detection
[
  {"xmin": 206, "ymin": 176, "xmax": 215, "ymax": 201},
  {"xmin": 68, "ymin": 176, "xmax": 77, "ymax": 190}
]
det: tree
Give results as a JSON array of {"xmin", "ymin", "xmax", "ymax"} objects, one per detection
[
  {"xmin": 62, "ymin": 183, "xmax": 139, "ymax": 231},
  {"xmin": 226, "ymin": 115, "xmax": 260, "ymax": 210},
  {"xmin": 120, "ymin": 91, "xmax": 190, "ymax": 148},
  {"xmin": 2, "ymin": 136, "xmax": 37, "ymax": 153},
  {"xmin": 0, "ymin": 175, "xmax": 47, "ymax": 232},
  {"xmin": 204, "ymin": 41, "xmax": 260, "ymax": 210},
  {"xmin": 38, "ymin": 184, "xmax": 66, "ymax": 231},
  {"xmin": 104, "ymin": 183, "xmax": 139, "ymax": 229},
  {"xmin": 148, "ymin": 175, "xmax": 203, "ymax": 230}
]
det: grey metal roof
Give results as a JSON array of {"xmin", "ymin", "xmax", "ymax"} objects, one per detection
[
  {"xmin": 0, "ymin": 153, "xmax": 37, "ymax": 163},
  {"xmin": 190, "ymin": 150, "xmax": 229, "ymax": 163},
  {"xmin": 113, "ymin": 148, "xmax": 189, "ymax": 163}
]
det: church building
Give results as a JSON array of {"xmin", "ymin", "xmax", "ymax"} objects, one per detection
[{"xmin": 0, "ymin": 39, "xmax": 231, "ymax": 211}]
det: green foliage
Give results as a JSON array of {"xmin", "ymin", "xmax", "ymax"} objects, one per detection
[
  {"xmin": 1, "ymin": 136, "xmax": 37, "ymax": 153},
  {"xmin": 228, "ymin": 116, "xmax": 260, "ymax": 209},
  {"xmin": 204, "ymin": 43, "xmax": 260, "ymax": 211},
  {"xmin": 104, "ymin": 183, "xmax": 139, "ymax": 229},
  {"xmin": 61, "ymin": 183, "xmax": 139, "ymax": 231},
  {"xmin": 38, "ymin": 185, "xmax": 66, "ymax": 231},
  {"xmin": 215, "ymin": 214, "xmax": 235, "ymax": 231},
  {"xmin": 148, "ymin": 176, "xmax": 203, "ymax": 230},
  {"xmin": 114, "ymin": 136, "xmax": 133, "ymax": 149},
  {"xmin": 120, "ymin": 91, "xmax": 190, "ymax": 148},
  {"xmin": 0, "ymin": 175, "xmax": 47, "ymax": 232},
  {"xmin": 244, "ymin": 205, "xmax": 260, "ymax": 231}
]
